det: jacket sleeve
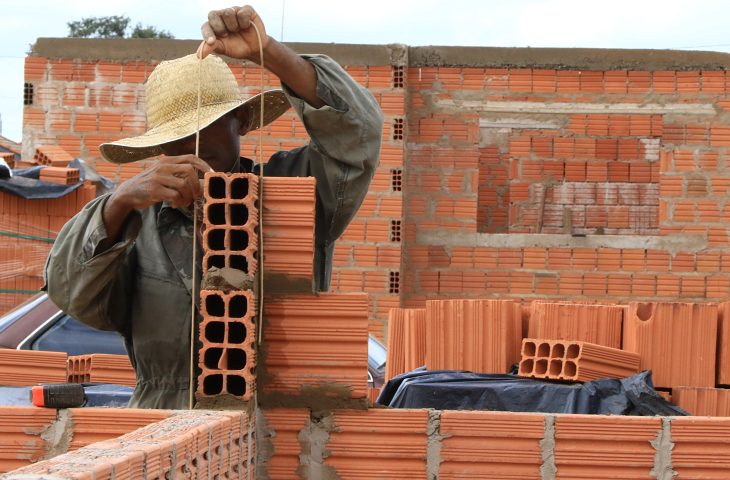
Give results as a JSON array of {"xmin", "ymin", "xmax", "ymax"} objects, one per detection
[
  {"xmin": 265, "ymin": 54, "xmax": 384, "ymax": 244},
  {"xmin": 44, "ymin": 193, "xmax": 140, "ymax": 334}
]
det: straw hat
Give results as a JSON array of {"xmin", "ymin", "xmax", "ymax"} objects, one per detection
[{"xmin": 100, "ymin": 53, "xmax": 290, "ymax": 164}]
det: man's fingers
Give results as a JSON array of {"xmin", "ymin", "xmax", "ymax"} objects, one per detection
[
  {"xmin": 207, "ymin": 10, "xmax": 228, "ymax": 37},
  {"xmin": 201, "ymin": 23, "xmax": 216, "ymax": 45},
  {"xmin": 221, "ymin": 7, "xmax": 239, "ymax": 32},
  {"xmin": 235, "ymin": 6, "xmax": 254, "ymax": 30}
]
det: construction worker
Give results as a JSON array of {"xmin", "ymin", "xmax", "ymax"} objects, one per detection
[{"xmin": 45, "ymin": 5, "xmax": 383, "ymax": 409}]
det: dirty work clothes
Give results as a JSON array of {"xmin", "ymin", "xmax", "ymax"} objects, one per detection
[{"xmin": 45, "ymin": 55, "xmax": 383, "ymax": 409}]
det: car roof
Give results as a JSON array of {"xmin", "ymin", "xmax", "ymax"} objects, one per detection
[{"xmin": 0, "ymin": 293, "xmax": 61, "ymax": 349}]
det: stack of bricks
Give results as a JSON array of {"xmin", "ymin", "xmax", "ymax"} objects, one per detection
[
  {"xmin": 197, "ymin": 172, "xmax": 259, "ymax": 404},
  {"xmin": 0, "ymin": 182, "xmax": 95, "ymax": 314}
]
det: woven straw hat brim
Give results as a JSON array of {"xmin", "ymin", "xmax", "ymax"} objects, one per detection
[{"xmin": 100, "ymin": 89, "xmax": 290, "ymax": 164}]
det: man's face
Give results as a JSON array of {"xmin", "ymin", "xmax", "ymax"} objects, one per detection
[{"xmin": 160, "ymin": 108, "xmax": 248, "ymax": 172}]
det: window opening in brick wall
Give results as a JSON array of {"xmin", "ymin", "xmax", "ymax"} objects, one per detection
[
  {"xmin": 390, "ymin": 220, "xmax": 401, "ymax": 242},
  {"xmin": 391, "ymin": 168, "xmax": 403, "ymax": 192},
  {"xmin": 23, "ymin": 83, "xmax": 33, "ymax": 106},
  {"xmin": 393, "ymin": 118, "xmax": 404, "ymax": 140},
  {"xmin": 389, "ymin": 271, "xmax": 400, "ymax": 294},
  {"xmin": 392, "ymin": 66, "xmax": 404, "ymax": 88}
]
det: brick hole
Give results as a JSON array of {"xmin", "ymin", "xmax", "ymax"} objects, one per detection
[
  {"xmin": 226, "ymin": 375, "xmax": 246, "ymax": 396},
  {"xmin": 229, "ymin": 204, "xmax": 249, "ymax": 226},
  {"xmin": 228, "ymin": 322, "xmax": 246, "ymax": 343},
  {"xmin": 226, "ymin": 348, "xmax": 247, "ymax": 369},
  {"xmin": 390, "ymin": 168, "xmax": 402, "ymax": 192},
  {"xmin": 205, "ymin": 322, "xmax": 225, "ymax": 342},
  {"xmin": 522, "ymin": 341, "xmax": 536, "ymax": 356},
  {"xmin": 207, "ymin": 229, "xmax": 225, "ymax": 251},
  {"xmin": 205, "ymin": 295, "xmax": 225, "ymax": 317},
  {"xmin": 549, "ymin": 359, "xmax": 562, "ymax": 376},
  {"xmin": 203, "ymin": 374, "xmax": 224, "ymax": 394},
  {"xmin": 535, "ymin": 359, "xmax": 548, "ymax": 375},
  {"xmin": 204, "ymin": 348, "xmax": 224, "ymax": 368},
  {"xmin": 563, "ymin": 360, "xmax": 577, "ymax": 377},
  {"xmin": 229, "ymin": 255, "xmax": 249, "ymax": 272},
  {"xmin": 389, "ymin": 271, "xmax": 400, "ymax": 294},
  {"xmin": 23, "ymin": 82, "xmax": 33, "ymax": 105},
  {"xmin": 392, "ymin": 65, "xmax": 404, "ymax": 88},
  {"xmin": 392, "ymin": 118, "xmax": 404, "ymax": 141},
  {"xmin": 192, "ymin": 458, "xmax": 198, "ymax": 468},
  {"xmin": 390, "ymin": 220, "xmax": 401, "ymax": 242},
  {"xmin": 229, "ymin": 229, "xmax": 249, "ymax": 250},
  {"xmin": 566, "ymin": 344, "xmax": 580, "ymax": 359},
  {"xmin": 552, "ymin": 343, "xmax": 565, "ymax": 358},
  {"xmin": 537, "ymin": 343, "xmax": 550, "ymax": 357},
  {"xmin": 208, "ymin": 177, "xmax": 226, "ymax": 199},
  {"xmin": 229, "ymin": 294, "xmax": 248, "ymax": 318},
  {"xmin": 206, "ymin": 255, "xmax": 225, "ymax": 270},
  {"xmin": 207, "ymin": 203, "xmax": 226, "ymax": 225},
  {"xmin": 519, "ymin": 358, "xmax": 534, "ymax": 375},
  {"xmin": 230, "ymin": 177, "xmax": 249, "ymax": 199}
]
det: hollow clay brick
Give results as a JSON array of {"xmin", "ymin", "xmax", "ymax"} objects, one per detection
[
  {"xmin": 261, "ymin": 177, "xmax": 316, "ymax": 291},
  {"xmin": 261, "ymin": 293, "xmax": 369, "ymax": 403},
  {"xmin": 67, "ymin": 408, "xmax": 170, "ymax": 451},
  {"xmin": 440, "ymin": 410, "xmax": 544, "ymax": 479},
  {"xmin": 260, "ymin": 408, "xmax": 309, "ymax": 479},
  {"xmin": 673, "ymin": 386, "xmax": 730, "ymax": 416},
  {"xmin": 0, "ymin": 407, "xmax": 57, "ymax": 473},
  {"xmin": 528, "ymin": 302, "xmax": 624, "ymax": 349},
  {"xmin": 385, "ymin": 307, "xmax": 426, "ymax": 381},
  {"xmin": 554, "ymin": 414, "xmax": 661, "ymax": 479},
  {"xmin": 426, "ymin": 299, "xmax": 522, "ymax": 374},
  {"xmin": 67, "ymin": 353, "xmax": 136, "ymax": 387},
  {"xmin": 671, "ymin": 416, "xmax": 730, "ymax": 479},
  {"xmin": 326, "ymin": 409, "xmax": 428, "ymax": 478},
  {"xmin": 197, "ymin": 289, "xmax": 256, "ymax": 402},
  {"xmin": 0, "ymin": 349, "xmax": 67, "ymax": 386},
  {"xmin": 623, "ymin": 302, "xmax": 718, "ymax": 389},
  {"xmin": 518, "ymin": 338, "xmax": 640, "ymax": 382},
  {"xmin": 718, "ymin": 301, "xmax": 730, "ymax": 386}
]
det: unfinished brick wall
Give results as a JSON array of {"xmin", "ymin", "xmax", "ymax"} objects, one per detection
[
  {"xmin": 403, "ymin": 47, "xmax": 730, "ymax": 309},
  {"xmin": 23, "ymin": 39, "xmax": 405, "ymax": 340},
  {"xmin": 23, "ymin": 40, "xmax": 730, "ymax": 338}
]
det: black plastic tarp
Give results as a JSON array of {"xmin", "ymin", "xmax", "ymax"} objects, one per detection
[
  {"xmin": 377, "ymin": 369, "xmax": 688, "ymax": 416},
  {"xmin": 0, "ymin": 159, "xmax": 114, "ymax": 199}
]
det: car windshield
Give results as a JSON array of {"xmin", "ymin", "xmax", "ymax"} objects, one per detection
[
  {"xmin": 0, "ymin": 293, "xmax": 47, "ymax": 334},
  {"xmin": 368, "ymin": 335, "xmax": 386, "ymax": 371}
]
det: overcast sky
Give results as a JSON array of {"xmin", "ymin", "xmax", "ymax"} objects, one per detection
[{"xmin": 2, "ymin": 0, "xmax": 730, "ymax": 142}]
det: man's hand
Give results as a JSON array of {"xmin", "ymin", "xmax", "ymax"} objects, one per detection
[
  {"xmin": 97, "ymin": 156, "xmax": 211, "ymax": 253},
  {"xmin": 199, "ymin": 5, "xmax": 268, "ymax": 61},
  {"xmin": 110, "ymin": 155, "xmax": 211, "ymax": 211}
]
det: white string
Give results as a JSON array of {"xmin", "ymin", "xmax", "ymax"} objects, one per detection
[{"xmin": 189, "ymin": 54, "xmax": 203, "ymax": 411}]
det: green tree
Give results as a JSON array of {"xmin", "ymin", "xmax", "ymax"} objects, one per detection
[{"xmin": 67, "ymin": 16, "xmax": 174, "ymax": 39}]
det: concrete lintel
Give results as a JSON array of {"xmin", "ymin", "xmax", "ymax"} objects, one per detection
[
  {"xmin": 448, "ymin": 100, "xmax": 716, "ymax": 116},
  {"xmin": 416, "ymin": 232, "xmax": 708, "ymax": 254}
]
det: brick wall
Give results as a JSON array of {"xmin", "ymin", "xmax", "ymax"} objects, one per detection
[
  {"xmin": 23, "ymin": 39, "xmax": 730, "ymax": 339},
  {"xmin": 403, "ymin": 47, "xmax": 730, "ymax": 310}
]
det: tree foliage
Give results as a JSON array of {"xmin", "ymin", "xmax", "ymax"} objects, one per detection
[{"xmin": 67, "ymin": 16, "xmax": 174, "ymax": 39}]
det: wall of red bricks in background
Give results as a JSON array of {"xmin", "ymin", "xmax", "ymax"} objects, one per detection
[{"xmin": 404, "ymin": 64, "xmax": 730, "ymax": 311}]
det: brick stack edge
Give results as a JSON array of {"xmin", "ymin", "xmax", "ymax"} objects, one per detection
[
  {"xmin": 4, "ymin": 406, "xmax": 730, "ymax": 478},
  {"xmin": 198, "ymin": 173, "xmax": 259, "ymax": 403}
]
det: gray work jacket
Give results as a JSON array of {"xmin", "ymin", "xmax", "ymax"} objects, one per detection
[{"xmin": 45, "ymin": 55, "xmax": 383, "ymax": 409}]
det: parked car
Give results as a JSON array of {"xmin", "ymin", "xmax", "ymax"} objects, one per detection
[{"xmin": 0, "ymin": 293, "xmax": 387, "ymax": 388}]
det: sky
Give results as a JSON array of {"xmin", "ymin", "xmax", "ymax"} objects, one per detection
[{"xmin": 2, "ymin": 0, "xmax": 730, "ymax": 142}]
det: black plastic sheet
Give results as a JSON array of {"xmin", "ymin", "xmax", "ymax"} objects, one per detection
[
  {"xmin": 0, "ymin": 159, "xmax": 114, "ymax": 199},
  {"xmin": 377, "ymin": 369, "xmax": 687, "ymax": 416}
]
